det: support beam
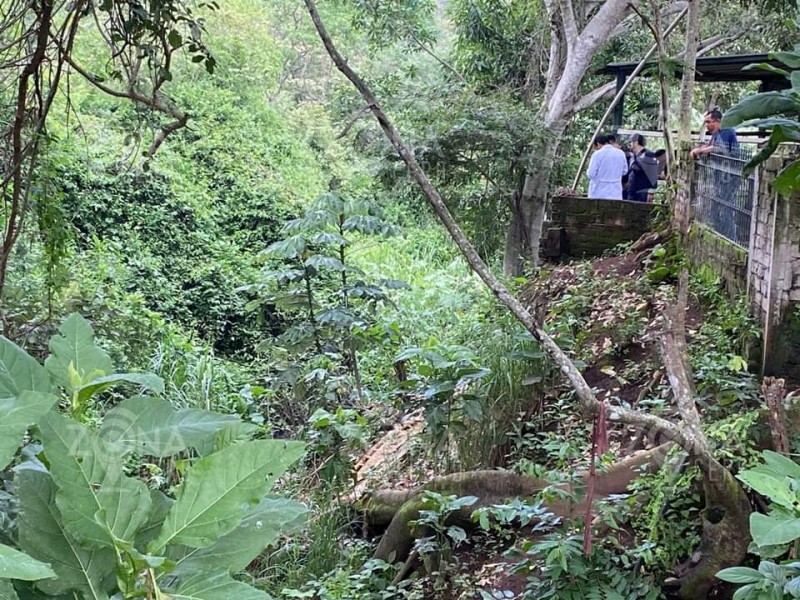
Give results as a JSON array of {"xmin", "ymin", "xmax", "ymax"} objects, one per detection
[{"xmin": 612, "ymin": 72, "xmax": 626, "ymax": 132}]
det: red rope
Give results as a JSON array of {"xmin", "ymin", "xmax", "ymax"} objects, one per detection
[{"xmin": 583, "ymin": 401, "xmax": 608, "ymax": 556}]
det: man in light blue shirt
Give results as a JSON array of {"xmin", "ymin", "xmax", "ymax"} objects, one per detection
[{"xmin": 587, "ymin": 134, "xmax": 629, "ymax": 199}]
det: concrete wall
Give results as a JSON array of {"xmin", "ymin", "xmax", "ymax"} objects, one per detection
[
  {"xmin": 748, "ymin": 152, "xmax": 800, "ymax": 377},
  {"xmin": 687, "ymin": 147, "xmax": 800, "ymax": 378},
  {"xmin": 687, "ymin": 223, "xmax": 748, "ymax": 296},
  {"xmin": 541, "ymin": 196, "xmax": 652, "ymax": 260}
]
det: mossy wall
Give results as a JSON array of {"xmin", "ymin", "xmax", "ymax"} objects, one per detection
[
  {"xmin": 541, "ymin": 196, "xmax": 652, "ymax": 260},
  {"xmin": 687, "ymin": 223, "xmax": 748, "ymax": 297}
]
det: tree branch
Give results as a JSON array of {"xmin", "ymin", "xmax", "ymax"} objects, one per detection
[
  {"xmin": 678, "ymin": 0, "xmax": 701, "ymax": 141},
  {"xmin": 543, "ymin": 0, "xmax": 566, "ymax": 104},
  {"xmin": 336, "ymin": 104, "xmax": 373, "ymax": 140},
  {"xmin": 407, "ymin": 29, "xmax": 467, "ymax": 84},
  {"xmin": 546, "ymin": 0, "xmax": 634, "ymax": 124},
  {"xmin": 572, "ymin": 81, "xmax": 616, "ymax": 114},
  {"xmin": 696, "ymin": 27, "xmax": 745, "ymax": 57},
  {"xmin": 65, "ymin": 56, "xmax": 188, "ymax": 156},
  {"xmin": 558, "ymin": 0, "xmax": 579, "ymax": 49},
  {"xmin": 659, "ymin": 270, "xmax": 706, "ymax": 448},
  {"xmin": 571, "ymin": 4, "xmax": 688, "ymax": 189},
  {"xmin": 572, "ymin": 23, "xmax": 745, "ymax": 117}
]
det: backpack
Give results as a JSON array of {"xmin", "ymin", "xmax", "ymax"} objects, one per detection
[{"xmin": 631, "ymin": 152, "xmax": 660, "ymax": 188}]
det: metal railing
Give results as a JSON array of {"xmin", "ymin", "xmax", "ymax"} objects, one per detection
[{"xmin": 693, "ymin": 147, "xmax": 756, "ymax": 249}]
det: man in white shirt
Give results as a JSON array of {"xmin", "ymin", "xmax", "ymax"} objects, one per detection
[{"xmin": 587, "ymin": 134, "xmax": 628, "ymax": 200}]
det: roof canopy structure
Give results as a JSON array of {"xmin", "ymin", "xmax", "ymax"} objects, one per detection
[{"xmin": 598, "ymin": 53, "xmax": 790, "ymax": 130}]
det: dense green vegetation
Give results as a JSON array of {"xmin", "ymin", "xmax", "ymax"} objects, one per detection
[{"xmin": 3, "ymin": 0, "xmax": 800, "ymax": 598}]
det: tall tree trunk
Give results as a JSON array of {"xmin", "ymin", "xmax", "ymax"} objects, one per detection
[
  {"xmin": 678, "ymin": 0, "xmax": 701, "ymax": 142},
  {"xmin": 502, "ymin": 0, "xmax": 635, "ymax": 276},
  {"xmin": 674, "ymin": 0, "xmax": 701, "ymax": 234},
  {"xmin": 504, "ymin": 125, "xmax": 565, "ymax": 275}
]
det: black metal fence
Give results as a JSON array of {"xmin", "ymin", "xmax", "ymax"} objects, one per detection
[{"xmin": 694, "ymin": 147, "xmax": 756, "ymax": 249}]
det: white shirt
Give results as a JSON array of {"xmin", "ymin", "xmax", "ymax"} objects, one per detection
[{"xmin": 587, "ymin": 145, "xmax": 628, "ymax": 200}]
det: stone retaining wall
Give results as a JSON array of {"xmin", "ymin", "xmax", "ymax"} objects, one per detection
[
  {"xmin": 749, "ymin": 152, "xmax": 800, "ymax": 377},
  {"xmin": 687, "ymin": 223, "xmax": 748, "ymax": 296},
  {"xmin": 541, "ymin": 196, "xmax": 652, "ymax": 260}
]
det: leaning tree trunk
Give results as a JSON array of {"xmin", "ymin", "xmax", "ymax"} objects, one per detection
[
  {"xmin": 672, "ymin": 470, "xmax": 751, "ymax": 598},
  {"xmin": 659, "ymin": 271, "xmax": 751, "ymax": 598},
  {"xmin": 673, "ymin": 0, "xmax": 702, "ymax": 233}
]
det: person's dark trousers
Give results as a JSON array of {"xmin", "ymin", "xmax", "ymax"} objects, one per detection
[{"xmin": 625, "ymin": 188, "xmax": 647, "ymax": 201}]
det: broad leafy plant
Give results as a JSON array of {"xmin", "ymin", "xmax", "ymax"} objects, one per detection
[
  {"xmin": 722, "ymin": 43, "xmax": 800, "ymax": 195},
  {"xmin": 245, "ymin": 192, "xmax": 401, "ymax": 410},
  {"xmin": 518, "ymin": 529, "xmax": 663, "ymax": 600},
  {"xmin": 0, "ymin": 313, "xmax": 306, "ymax": 599},
  {"xmin": 307, "ymin": 407, "xmax": 367, "ymax": 484},
  {"xmin": 409, "ymin": 492, "xmax": 478, "ymax": 594},
  {"xmin": 717, "ymin": 451, "xmax": 800, "ymax": 599},
  {"xmin": 393, "ymin": 343, "xmax": 489, "ymax": 467}
]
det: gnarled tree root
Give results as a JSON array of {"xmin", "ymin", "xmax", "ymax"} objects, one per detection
[
  {"xmin": 365, "ymin": 444, "xmax": 671, "ymax": 563},
  {"xmin": 669, "ymin": 469, "xmax": 751, "ymax": 599}
]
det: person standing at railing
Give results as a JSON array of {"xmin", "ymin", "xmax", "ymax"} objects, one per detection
[
  {"xmin": 689, "ymin": 109, "xmax": 739, "ymax": 158},
  {"xmin": 690, "ymin": 109, "xmax": 741, "ymax": 241},
  {"xmin": 587, "ymin": 134, "xmax": 628, "ymax": 200}
]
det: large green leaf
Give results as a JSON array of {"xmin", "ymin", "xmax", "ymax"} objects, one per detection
[
  {"xmin": 774, "ymin": 50, "xmax": 800, "ymax": 70},
  {"xmin": 762, "ymin": 450, "xmax": 800, "ymax": 480},
  {"xmin": 76, "ymin": 373, "xmax": 164, "ymax": 406},
  {"xmin": 264, "ymin": 235, "xmax": 308, "ymax": 260},
  {"xmin": 750, "ymin": 513, "xmax": 800, "ymax": 547},
  {"xmin": 162, "ymin": 571, "xmax": 271, "ymax": 600},
  {"xmin": 44, "ymin": 314, "xmax": 113, "ymax": 390},
  {"xmin": 16, "ymin": 471, "xmax": 114, "ymax": 599},
  {"xmin": 716, "ymin": 566, "xmax": 765, "ymax": 584},
  {"xmin": 136, "ymin": 490, "xmax": 174, "ymax": 548},
  {"xmin": 99, "ymin": 396, "xmax": 242, "ymax": 457},
  {"xmin": 722, "ymin": 92, "xmax": 800, "ymax": 128},
  {"xmin": 148, "ymin": 440, "xmax": 305, "ymax": 553},
  {"xmin": 0, "ymin": 338, "xmax": 51, "ymax": 397},
  {"xmin": 774, "ymin": 160, "xmax": 800, "ymax": 196},
  {"xmin": 0, "ymin": 544, "xmax": 55, "ymax": 581},
  {"xmin": 743, "ymin": 62, "xmax": 790, "ymax": 77},
  {"xmin": 0, "ymin": 392, "xmax": 59, "ymax": 468},
  {"xmin": 742, "ymin": 123, "xmax": 800, "ymax": 177},
  {"xmin": 9, "ymin": 582, "xmax": 73, "ymax": 599},
  {"xmin": 734, "ymin": 117, "xmax": 800, "ymax": 130},
  {"xmin": 737, "ymin": 470, "xmax": 796, "ymax": 509},
  {"xmin": 39, "ymin": 412, "xmax": 152, "ymax": 549},
  {"xmin": 0, "ymin": 581, "xmax": 18, "ymax": 600},
  {"xmin": 172, "ymin": 497, "xmax": 308, "ymax": 573},
  {"xmin": 192, "ymin": 421, "xmax": 260, "ymax": 457}
]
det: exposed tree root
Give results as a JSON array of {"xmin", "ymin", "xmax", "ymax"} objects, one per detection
[
  {"xmin": 669, "ymin": 470, "xmax": 751, "ymax": 599},
  {"xmin": 365, "ymin": 445, "xmax": 671, "ymax": 563}
]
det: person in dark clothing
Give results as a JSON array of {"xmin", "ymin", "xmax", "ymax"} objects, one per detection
[
  {"xmin": 690, "ymin": 109, "xmax": 742, "ymax": 239},
  {"xmin": 654, "ymin": 149, "xmax": 667, "ymax": 178},
  {"xmin": 626, "ymin": 134, "xmax": 659, "ymax": 202},
  {"xmin": 690, "ymin": 109, "xmax": 739, "ymax": 157}
]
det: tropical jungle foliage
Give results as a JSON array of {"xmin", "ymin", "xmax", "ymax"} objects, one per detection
[{"xmin": 2, "ymin": 0, "xmax": 800, "ymax": 598}]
